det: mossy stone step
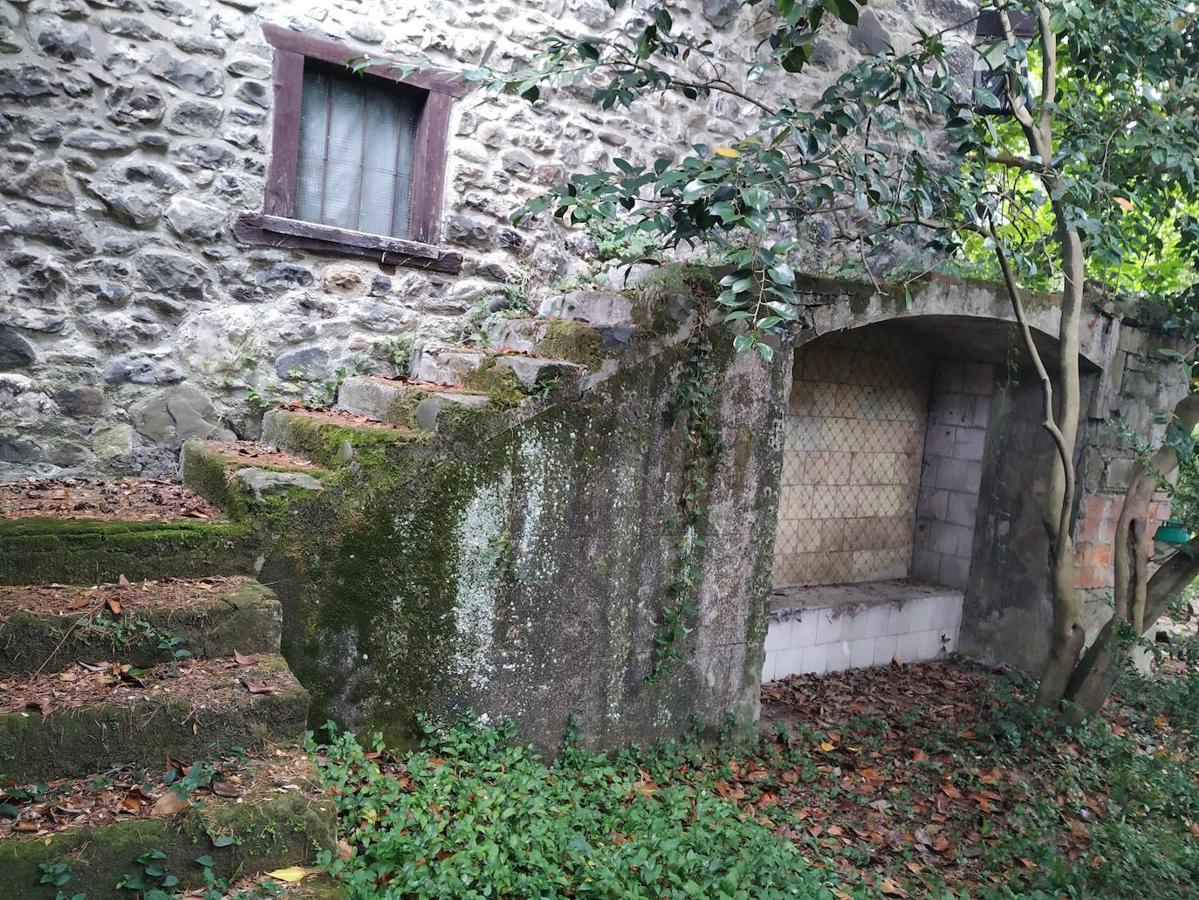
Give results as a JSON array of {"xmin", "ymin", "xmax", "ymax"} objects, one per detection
[
  {"xmin": 260, "ymin": 407, "xmax": 427, "ymax": 469},
  {"xmin": 0, "ymin": 577, "xmax": 282, "ymax": 675},
  {"xmin": 0, "ymin": 749, "xmax": 336, "ymax": 900},
  {"xmin": 0, "ymin": 517, "xmax": 256, "ymax": 586},
  {"xmin": 180, "ymin": 440, "xmax": 329, "ymax": 518},
  {"xmin": 0, "ymin": 655, "xmax": 308, "ymax": 783},
  {"xmin": 336, "ymin": 375, "xmax": 492, "ymax": 432}
]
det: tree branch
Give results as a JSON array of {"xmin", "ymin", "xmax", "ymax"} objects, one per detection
[{"xmin": 991, "ymin": 228, "xmax": 1074, "ymax": 548}]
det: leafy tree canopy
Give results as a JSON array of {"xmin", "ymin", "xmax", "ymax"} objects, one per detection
[{"xmin": 468, "ymin": 0, "xmax": 1199, "ymax": 357}]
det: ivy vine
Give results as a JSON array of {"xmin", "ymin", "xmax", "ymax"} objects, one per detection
[{"xmin": 647, "ymin": 315, "xmax": 723, "ymax": 683}]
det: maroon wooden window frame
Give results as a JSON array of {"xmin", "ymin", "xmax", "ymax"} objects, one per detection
[{"xmin": 234, "ymin": 24, "xmax": 465, "ymax": 273}]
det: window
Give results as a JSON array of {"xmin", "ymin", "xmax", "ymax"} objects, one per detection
[
  {"xmin": 971, "ymin": 10, "xmax": 1037, "ymax": 117},
  {"xmin": 295, "ymin": 65, "xmax": 421, "ymax": 239},
  {"xmin": 235, "ymin": 24, "xmax": 465, "ymax": 273}
]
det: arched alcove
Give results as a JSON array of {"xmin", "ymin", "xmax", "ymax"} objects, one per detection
[{"xmin": 763, "ymin": 313, "xmax": 1101, "ymax": 681}]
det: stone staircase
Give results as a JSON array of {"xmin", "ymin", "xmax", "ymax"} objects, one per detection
[
  {"xmin": 0, "ymin": 484, "xmax": 342, "ymax": 898},
  {"xmin": 0, "ymin": 281, "xmax": 710, "ymax": 896}
]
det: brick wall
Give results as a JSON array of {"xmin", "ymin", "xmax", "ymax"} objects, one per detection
[
  {"xmin": 773, "ymin": 332, "xmax": 930, "ymax": 587},
  {"xmin": 911, "ymin": 361, "xmax": 995, "ymax": 589},
  {"xmin": 1073, "ymin": 324, "xmax": 1189, "ymax": 591}
]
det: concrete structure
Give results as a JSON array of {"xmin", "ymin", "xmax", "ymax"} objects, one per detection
[{"xmin": 761, "ymin": 276, "xmax": 1187, "ymax": 682}]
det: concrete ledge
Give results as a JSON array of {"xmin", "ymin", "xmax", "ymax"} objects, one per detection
[{"xmin": 763, "ymin": 579, "xmax": 963, "ymax": 680}]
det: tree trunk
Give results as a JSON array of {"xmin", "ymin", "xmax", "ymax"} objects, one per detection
[
  {"xmin": 1065, "ymin": 536, "xmax": 1199, "ymax": 717},
  {"xmin": 1033, "ymin": 228, "xmax": 1086, "ymax": 708},
  {"xmin": 1063, "ymin": 395, "xmax": 1199, "ymax": 718}
]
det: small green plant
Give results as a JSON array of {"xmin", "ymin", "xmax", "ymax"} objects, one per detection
[
  {"xmin": 379, "ymin": 335, "xmax": 415, "ymax": 377},
  {"xmin": 648, "ymin": 319, "xmax": 722, "ymax": 682},
  {"xmin": 38, "ymin": 862, "xmax": 84, "ymax": 900},
  {"xmin": 74, "ymin": 614, "xmax": 191, "ymax": 661},
  {"xmin": 116, "ymin": 849, "xmax": 178, "ymax": 898}
]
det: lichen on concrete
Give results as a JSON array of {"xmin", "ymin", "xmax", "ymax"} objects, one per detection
[{"xmin": 449, "ymin": 469, "xmax": 512, "ymax": 692}]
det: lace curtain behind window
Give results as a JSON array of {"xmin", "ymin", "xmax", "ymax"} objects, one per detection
[{"xmin": 294, "ymin": 66, "xmax": 419, "ymax": 239}]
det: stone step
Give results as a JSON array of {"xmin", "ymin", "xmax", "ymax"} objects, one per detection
[
  {"xmin": 489, "ymin": 353, "xmax": 583, "ymax": 390},
  {"xmin": 408, "ymin": 345, "xmax": 486, "ymax": 386},
  {"xmin": 260, "ymin": 407, "xmax": 425, "ymax": 470},
  {"xmin": 0, "ymin": 745, "xmax": 337, "ymax": 900},
  {"xmin": 336, "ymin": 375, "xmax": 491, "ymax": 432},
  {"xmin": 487, "ymin": 315, "xmax": 611, "ymax": 369},
  {"xmin": 0, "ymin": 576, "xmax": 282, "ymax": 675},
  {"xmin": 0, "ymin": 654, "xmax": 308, "ymax": 783},
  {"xmin": 0, "ymin": 478, "xmax": 257, "ymax": 585},
  {"xmin": 180, "ymin": 440, "xmax": 328, "ymax": 515},
  {"xmin": 483, "ymin": 315, "xmax": 546, "ymax": 354},
  {"xmin": 538, "ymin": 288, "xmax": 636, "ymax": 327}
]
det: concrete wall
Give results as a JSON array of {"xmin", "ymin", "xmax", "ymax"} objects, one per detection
[
  {"xmin": 911, "ymin": 360, "xmax": 994, "ymax": 589},
  {"xmin": 261, "ymin": 325, "xmax": 788, "ymax": 750},
  {"xmin": 959, "ymin": 321, "xmax": 1189, "ymax": 672},
  {"xmin": 0, "ymin": 0, "xmax": 977, "ymax": 476},
  {"xmin": 773, "ymin": 331, "xmax": 930, "ymax": 587}
]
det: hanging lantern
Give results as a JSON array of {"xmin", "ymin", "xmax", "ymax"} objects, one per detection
[{"xmin": 1153, "ymin": 519, "xmax": 1191, "ymax": 556}]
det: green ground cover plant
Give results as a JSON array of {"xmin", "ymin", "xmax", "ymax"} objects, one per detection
[{"xmin": 314, "ymin": 652, "xmax": 1199, "ymax": 899}]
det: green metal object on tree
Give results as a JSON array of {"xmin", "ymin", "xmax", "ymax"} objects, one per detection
[{"xmin": 1154, "ymin": 519, "xmax": 1191, "ymax": 555}]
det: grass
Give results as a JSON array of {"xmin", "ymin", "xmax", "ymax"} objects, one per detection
[{"xmin": 311, "ymin": 647, "xmax": 1199, "ymax": 899}]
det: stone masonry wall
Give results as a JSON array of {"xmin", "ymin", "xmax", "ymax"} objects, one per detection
[{"xmin": 0, "ymin": 0, "xmax": 978, "ymax": 475}]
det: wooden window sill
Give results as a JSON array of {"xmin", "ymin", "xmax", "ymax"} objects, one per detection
[{"xmin": 234, "ymin": 213, "xmax": 463, "ymax": 274}]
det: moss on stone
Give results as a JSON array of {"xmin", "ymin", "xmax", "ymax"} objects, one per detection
[
  {"xmin": 179, "ymin": 440, "xmax": 247, "ymax": 517},
  {"xmin": 463, "ymin": 359, "xmax": 528, "ymax": 408},
  {"xmin": 264, "ymin": 409, "xmax": 427, "ymax": 470},
  {"xmin": 536, "ymin": 319, "xmax": 605, "ymax": 368},
  {"xmin": 0, "ymin": 580, "xmax": 281, "ymax": 675},
  {"xmin": 0, "ymin": 781, "xmax": 335, "ymax": 900},
  {"xmin": 0, "ymin": 518, "xmax": 257, "ymax": 585}
]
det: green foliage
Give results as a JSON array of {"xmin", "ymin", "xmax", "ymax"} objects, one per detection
[
  {"xmin": 378, "ymin": 335, "xmax": 415, "ymax": 378},
  {"xmin": 309, "ymin": 658, "xmax": 1199, "ymax": 899},
  {"xmin": 115, "ymin": 848, "xmax": 178, "ymax": 897},
  {"xmin": 453, "ymin": 275, "xmax": 536, "ymax": 347},
  {"xmin": 312, "ymin": 717, "xmax": 837, "ymax": 899},
  {"xmin": 38, "ymin": 862, "xmax": 84, "ymax": 900},
  {"xmin": 467, "ymin": 0, "xmax": 1199, "ymax": 358},
  {"xmin": 649, "ymin": 325, "xmax": 723, "ymax": 682},
  {"xmin": 73, "ymin": 612, "xmax": 191, "ymax": 662}
]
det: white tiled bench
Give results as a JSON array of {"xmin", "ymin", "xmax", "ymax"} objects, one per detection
[{"xmin": 762, "ymin": 580, "xmax": 963, "ymax": 681}]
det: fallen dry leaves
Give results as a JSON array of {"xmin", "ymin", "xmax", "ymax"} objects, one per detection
[{"xmin": 0, "ymin": 477, "xmax": 221, "ymax": 522}]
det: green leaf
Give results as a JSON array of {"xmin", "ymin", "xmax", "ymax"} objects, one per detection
[
  {"xmin": 826, "ymin": 0, "xmax": 860, "ymax": 26},
  {"xmin": 741, "ymin": 187, "xmax": 769, "ymax": 212}
]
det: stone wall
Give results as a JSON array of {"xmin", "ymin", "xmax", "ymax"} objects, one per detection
[{"xmin": 0, "ymin": 0, "xmax": 977, "ymax": 475}]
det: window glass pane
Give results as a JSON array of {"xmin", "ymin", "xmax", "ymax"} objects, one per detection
[
  {"xmin": 294, "ymin": 64, "xmax": 422, "ymax": 239},
  {"xmin": 295, "ymin": 70, "xmax": 330, "ymax": 225}
]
